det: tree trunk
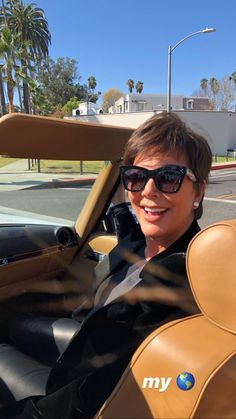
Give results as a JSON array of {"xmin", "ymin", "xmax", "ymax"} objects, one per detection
[
  {"xmin": 0, "ymin": 68, "xmax": 7, "ymax": 115},
  {"xmin": 23, "ymin": 80, "xmax": 30, "ymax": 113},
  {"xmin": 16, "ymin": 77, "xmax": 23, "ymax": 112},
  {"xmin": 14, "ymin": 60, "xmax": 23, "ymax": 112},
  {"xmin": 21, "ymin": 58, "xmax": 30, "ymax": 114},
  {"xmin": 7, "ymin": 70, "xmax": 14, "ymax": 113}
]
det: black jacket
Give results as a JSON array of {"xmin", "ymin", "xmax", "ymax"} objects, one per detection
[{"xmin": 1, "ymin": 221, "xmax": 200, "ymax": 419}]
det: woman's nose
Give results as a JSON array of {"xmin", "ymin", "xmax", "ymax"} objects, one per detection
[{"xmin": 142, "ymin": 177, "xmax": 160, "ymax": 196}]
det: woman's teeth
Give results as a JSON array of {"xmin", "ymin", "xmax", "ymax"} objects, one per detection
[{"xmin": 144, "ymin": 207, "xmax": 167, "ymax": 214}]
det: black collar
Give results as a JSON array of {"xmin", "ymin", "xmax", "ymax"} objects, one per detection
[{"xmin": 150, "ymin": 220, "xmax": 200, "ymax": 263}]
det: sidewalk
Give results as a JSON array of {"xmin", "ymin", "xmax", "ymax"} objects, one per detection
[
  {"xmin": 0, "ymin": 159, "xmax": 235, "ymax": 192},
  {"xmin": 0, "ymin": 159, "xmax": 97, "ymax": 191},
  {"xmin": 0, "ymin": 159, "xmax": 28, "ymax": 172}
]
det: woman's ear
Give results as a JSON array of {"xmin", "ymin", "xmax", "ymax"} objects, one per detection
[
  {"xmin": 195, "ymin": 181, "xmax": 206, "ymax": 203},
  {"xmin": 193, "ymin": 181, "xmax": 206, "ymax": 220}
]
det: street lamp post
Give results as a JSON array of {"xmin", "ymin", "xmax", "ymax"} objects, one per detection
[{"xmin": 167, "ymin": 27, "xmax": 216, "ymax": 112}]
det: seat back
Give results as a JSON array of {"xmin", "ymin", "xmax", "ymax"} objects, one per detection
[
  {"xmin": 96, "ymin": 220, "xmax": 236, "ymax": 418},
  {"xmin": 186, "ymin": 219, "xmax": 236, "ymax": 333}
]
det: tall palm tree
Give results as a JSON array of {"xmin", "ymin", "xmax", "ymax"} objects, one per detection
[
  {"xmin": 0, "ymin": 25, "xmax": 17, "ymax": 113},
  {"xmin": 0, "ymin": 0, "xmax": 8, "ymax": 114},
  {"xmin": 0, "ymin": 0, "xmax": 23, "ymax": 112},
  {"xmin": 207, "ymin": 77, "xmax": 220, "ymax": 110},
  {"xmin": 4, "ymin": 0, "xmax": 51, "ymax": 113},
  {"xmin": 126, "ymin": 79, "xmax": 134, "ymax": 93},
  {"xmin": 0, "ymin": 63, "xmax": 7, "ymax": 115},
  {"xmin": 210, "ymin": 77, "xmax": 220, "ymax": 95},
  {"xmin": 229, "ymin": 72, "xmax": 236, "ymax": 111},
  {"xmin": 87, "ymin": 76, "xmax": 96, "ymax": 91},
  {"xmin": 229, "ymin": 71, "xmax": 236, "ymax": 84},
  {"xmin": 200, "ymin": 78, "xmax": 208, "ymax": 94},
  {"xmin": 136, "ymin": 81, "xmax": 144, "ymax": 94}
]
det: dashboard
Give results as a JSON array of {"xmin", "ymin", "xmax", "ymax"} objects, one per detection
[
  {"xmin": 0, "ymin": 223, "xmax": 79, "ymax": 303},
  {"xmin": 0, "ymin": 224, "xmax": 78, "ymax": 265}
]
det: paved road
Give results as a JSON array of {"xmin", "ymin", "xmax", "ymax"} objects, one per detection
[
  {"xmin": 0, "ymin": 187, "xmax": 90, "ymax": 223},
  {"xmin": 199, "ymin": 167, "xmax": 236, "ymax": 228},
  {"xmin": 0, "ymin": 160, "xmax": 235, "ymax": 227}
]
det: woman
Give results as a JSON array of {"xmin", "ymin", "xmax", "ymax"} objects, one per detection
[
  {"xmin": 121, "ymin": 111, "xmax": 208, "ymax": 257},
  {"xmin": 0, "ymin": 112, "xmax": 212, "ymax": 418}
]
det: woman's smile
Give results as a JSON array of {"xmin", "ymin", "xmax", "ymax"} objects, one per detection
[{"xmin": 142, "ymin": 206, "xmax": 169, "ymax": 220}]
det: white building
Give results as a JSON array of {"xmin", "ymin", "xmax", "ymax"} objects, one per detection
[
  {"xmin": 67, "ymin": 110, "xmax": 236, "ymax": 156},
  {"xmin": 72, "ymin": 101, "xmax": 103, "ymax": 116},
  {"xmin": 108, "ymin": 93, "xmax": 211, "ymax": 113},
  {"xmin": 109, "ymin": 93, "xmax": 182, "ymax": 113}
]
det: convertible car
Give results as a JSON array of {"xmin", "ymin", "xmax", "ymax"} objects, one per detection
[{"xmin": 0, "ymin": 114, "xmax": 235, "ymax": 418}]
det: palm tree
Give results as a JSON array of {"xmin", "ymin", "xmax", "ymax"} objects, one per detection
[
  {"xmin": 210, "ymin": 77, "xmax": 220, "ymax": 95},
  {"xmin": 0, "ymin": 1, "xmax": 23, "ymax": 112},
  {"xmin": 4, "ymin": 0, "xmax": 51, "ymax": 113},
  {"xmin": 126, "ymin": 79, "xmax": 134, "ymax": 93},
  {"xmin": 229, "ymin": 71, "xmax": 236, "ymax": 84},
  {"xmin": 200, "ymin": 78, "xmax": 208, "ymax": 94},
  {"xmin": 207, "ymin": 77, "xmax": 220, "ymax": 110},
  {"xmin": 0, "ymin": 64, "xmax": 7, "ymax": 115},
  {"xmin": 136, "ymin": 81, "xmax": 144, "ymax": 94},
  {"xmin": 0, "ymin": 25, "xmax": 17, "ymax": 113},
  {"xmin": 0, "ymin": 0, "xmax": 8, "ymax": 114},
  {"xmin": 87, "ymin": 76, "xmax": 96, "ymax": 91},
  {"xmin": 229, "ymin": 72, "xmax": 236, "ymax": 111}
]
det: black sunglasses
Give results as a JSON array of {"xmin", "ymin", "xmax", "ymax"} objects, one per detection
[{"xmin": 120, "ymin": 164, "xmax": 197, "ymax": 193}]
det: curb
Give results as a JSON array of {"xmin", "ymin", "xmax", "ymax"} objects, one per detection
[
  {"xmin": 211, "ymin": 163, "xmax": 236, "ymax": 170},
  {"xmin": 26, "ymin": 177, "xmax": 96, "ymax": 190},
  {"xmin": 53, "ymin": 177, "xmax": 96, "ymax": 187}
]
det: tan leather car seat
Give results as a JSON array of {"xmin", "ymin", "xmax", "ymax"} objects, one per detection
[{"xmin": 96, "ymin": 219, "xmax": 236, "ymax": 418}]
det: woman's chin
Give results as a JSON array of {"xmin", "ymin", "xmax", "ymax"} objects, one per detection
[{"xmin": 141, "ymin": 226, "xmax": 164, "ymax": 241}]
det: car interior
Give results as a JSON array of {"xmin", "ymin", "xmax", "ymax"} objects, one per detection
[
  {"xmin": 0, "ymin": 113, "xmax": 133, "ymax": 316},
  {"xmin": 0, "ymin": 114, "xmax": 235, "ymax": 418}
]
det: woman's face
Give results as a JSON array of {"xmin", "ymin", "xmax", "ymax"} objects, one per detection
[{"xmin": 128, "ymin": 151, "xmax": 204, "ymax": 255}]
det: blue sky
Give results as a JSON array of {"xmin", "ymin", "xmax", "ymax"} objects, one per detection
[{"xmin": 37, "ymin": 0, "xmax": 236, "ymax": 99}]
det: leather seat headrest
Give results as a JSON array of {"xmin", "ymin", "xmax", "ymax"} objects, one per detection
[{"xmin": 186, "ymin": 219, "xmax": 236, "ymax": 333}]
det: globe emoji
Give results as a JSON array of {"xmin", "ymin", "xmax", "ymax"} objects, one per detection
[{"xmin": 176, "ymin": 372, "xmax": 195, "ymax": 390}]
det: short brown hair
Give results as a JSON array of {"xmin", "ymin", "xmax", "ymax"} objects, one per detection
[{"xmin": 123, "ymin": 112, "xmax": 212, "ymax": 219}]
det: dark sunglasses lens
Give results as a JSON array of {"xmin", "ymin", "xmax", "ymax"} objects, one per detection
[
  {"xmin": 122, "ymin": 168, "xmax": 147, "ymax": 191},
  {"xmin": 155, "ymin": 168, "xmax": 183, "ymax": 193}
]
